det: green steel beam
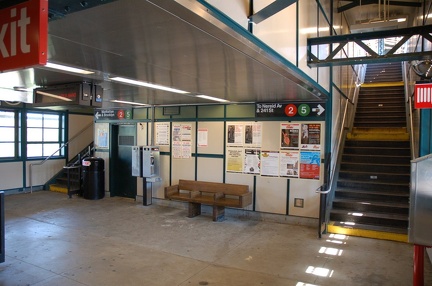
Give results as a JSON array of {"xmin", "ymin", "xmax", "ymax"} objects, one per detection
[
  {"xmin": 249, "ymin": 0, "xmax": 297, "ymax": 24},
  {"xmin": 307, "ymin": 24, "xmax": 432, "ymax": 67}
]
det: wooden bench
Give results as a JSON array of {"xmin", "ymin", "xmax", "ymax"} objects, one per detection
[{"xmin": 164, "ymin": 179, "xmax": 252, "ymax": 221}]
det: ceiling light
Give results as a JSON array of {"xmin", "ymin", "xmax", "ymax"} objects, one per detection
[
  {"xmin": 110, "ymin": 77, "xmax": 189, "ymax": 94},
  {"xmin": 196, "ymin": 94, "xmax": 229, "ymax": 102},
  {"xmin": 110, "ymin": 100, "xmax": 148, "ymax": 106},
  {"xmin": 45, "ymin": 62, "xmax": 94, "ymax": 75}
]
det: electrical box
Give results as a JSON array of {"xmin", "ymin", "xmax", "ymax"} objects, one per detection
[
  {"xmin": 409, "ymin": 154, "xmax": 432, "ymax": 246},
  {"xmin": 131, "ymin": 146, "xmax": 160, "ymax": 179}
]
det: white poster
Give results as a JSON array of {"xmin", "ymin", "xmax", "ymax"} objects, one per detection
[
  {"xmin": 261, "ymin": 151, "xmax": 279, "ymax": 177},
  {"xmin": 197, "ymin": 128, "xmax": 208, "ymax": 147},
  {"xmin": 155, "ymin": 122, "xmax": 170, "ymax": 145},
  {"xmin": 300, "ymin": 123, "xmax": 321, "ymax": 150},
  {"xmin": 280, "ymin": 123, "xmax": 300, "ymax": 149},
  {"xmin": 245, "ymin": 123, "xmax": 262, "ymax": 147},
  {"xmin": 243, "ymin": 149, "xmax": 260, "ymax": 174},
  {"xmin": 172, "ymin": 123, "xmax": 193, "ymax": 158},
  {"xmin": 227, "ymin": 123, "xmax": 244, "ymax": 146},
  {"xmin": 280, "ymin": 151, "xmax": 299, "ymax": 178}
]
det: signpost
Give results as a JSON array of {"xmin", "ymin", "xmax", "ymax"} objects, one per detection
[
  {"xmin": 256, "ymin": 102, "xmax": 326, "ymax": 118},
  {"xmin": 94, "ymin": 109, "xmax": 133, "ymax": 120},
  {"xmin": 0, "ymin": 0, "xmax": 48, "ymax": 72}
]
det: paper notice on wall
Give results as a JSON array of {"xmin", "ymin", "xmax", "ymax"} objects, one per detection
[
  {"xmin": 280, "ymin": 151, "xmax": 299, "ymax": 178},
  {"xmin": 261, "ymin": 151, "xmax": 279, "ymax": 177},
  {"xmin": 280, "ymin": 123, "xmax": 300, "ymax": 149},
  {"xmin": 182, "ymin": 141, "xmax": 192, "ymax": 159},
  {"xmin": 197, "ymin": 128, "xmax": 208, "ymax": 147},
  {"xmin": 300, "ymin": 151, "xmax": 320, "ymax": 180},
  {"xmin": 244, "ymin": 123, "xmax": 262, "ymax": 147},
  {"xmin": 226, "ymin": 148, "xmax": 244, "ymax": 173},
  {"xmin": 243, "ymin": 149, "xmax": 260, "ymax": 174},
  {"xmin": 97, "ymin": 128, "xmax": 108, "ymax": 148},
  {"xmin": 155, "ymin": 122, "xmax": 170, "ymax": 145},
  {"xmin": 172, "ymin": 141, "xmax": 182, "ymax": 159},
  {"xmin": 227, "ymin": 123, "xmax": 244, "ymax": 146},
  {"xmin": 300, "ymin": 123, "xmax": 321, "ymax": 150}
]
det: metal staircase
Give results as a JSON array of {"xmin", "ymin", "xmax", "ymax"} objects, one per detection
[
  {"xmin": 47, "ymin": 143, "xmax": 94, "ymax": 198},
  {"xmin": 329, "ymin": 63, "xmax": 410, "ymax": 241}
]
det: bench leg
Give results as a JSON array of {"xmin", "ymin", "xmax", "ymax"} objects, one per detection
[
  {"xmin": 213, "ymin": 205, "xmax": 225, "ymax": 222},
  {"xmin": 188, "ymin": 202, "xmax": 201, "ymax": 218}
]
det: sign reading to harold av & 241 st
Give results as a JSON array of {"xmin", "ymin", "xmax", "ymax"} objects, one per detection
[{"xmin": 256, "ymin": 102, "xmax": 326, "ymax": 119}]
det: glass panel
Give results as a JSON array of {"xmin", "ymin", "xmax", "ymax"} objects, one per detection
[
  {"xmin": 44, "ymin": 114, "xmax": 59, "ymax": 128},
  {"xmin": 43, "ymin": 128, "xmax": 59, "ymax": 142},
  {"xmin": 0, "ymin": 127, "xmax": 14, "ymax": 142},
  {"xmin": 43, "ymin": 143, "xmax": 60, "ymax": 156},
  {"xmin": 27, "ymin": 113, "xmax": 43, "ymax": 127},
  {"xmin": 27, "ymin": 144, "xmax": 42, "ymax": 157},
  {"xmin": 0, "ymin": 111, "xmax": 15, "ymax": 126},
  {"xmin": 0, "ymin": 143, "xmax": 14, "ymax": 157},
  {"xmin": 27, "ymin": 128, "xmax": 43, "ymax": 142}
]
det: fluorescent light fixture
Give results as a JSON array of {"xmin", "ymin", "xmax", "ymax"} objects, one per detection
[
  {"xmin": 110, "ymin": 100, "xmax": 148, "ymax": 106},
  {"xmin": 36, "ymin": 90, "xmax": 73, "ymax": 101},
  {"xmin": 196, "ymin": 94, "xmax": 229, "ymax": 102},
  {"xmin": 45, "ymin": 62, "xmax": 94, "ymax": 75},
  {"xmin": 110, "ymin": 77, "xmax": 189, "ymax": 94}
]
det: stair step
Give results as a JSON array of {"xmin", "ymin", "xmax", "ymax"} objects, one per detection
[
  {"xmin": 330, "ymin": 209, "xmax": 408, "ymax": 228},
  {"xmin": 336, "ymin": 181, "xmax": 409, "ymax": 194},
  {"xmin": 338, "ymin": 170, "xmax": 409, "ymax": 183},
  {"xmin": 342, "ymin": 154, "xmax": 410, "ymax": 164},
  {"xmin": 328, "ymin": 221, "xmax": 408, "ymax": 237},
  {"xmin": 333, "ymin": 198, "xmax": 409, "ymax": 209},
  {"xmin": 340, "ymin": 162, "xmax": 410, "ymax": 173}
]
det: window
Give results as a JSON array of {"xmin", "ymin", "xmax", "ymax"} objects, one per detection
[
  {"xmin": 0, "ymin": 110, "xmax": 17, "ymax": 158},
  {"xmin": 27, "ymin": 112, "xmax": 65, "ymax": 158}
]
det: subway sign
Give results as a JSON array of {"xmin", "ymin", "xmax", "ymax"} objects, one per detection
[
  {"xmin": 0, "ymin": 0, "xmax": 48, "ymax": 72},
  {"xmin": 414, "ymin": 83, "xmax": 432, "ymax": 109},
  {"xmin": 256, "ymin": 102, "xmax": 326, "ymax": 118}
]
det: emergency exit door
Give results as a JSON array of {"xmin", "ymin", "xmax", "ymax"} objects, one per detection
[{"xmin": 110, "ymin": 124, "xmax": 136, "ymax": 198}]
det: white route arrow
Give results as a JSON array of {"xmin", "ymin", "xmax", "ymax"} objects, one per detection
[
  {"xmin": 312, "ymin": 104, "xmax": 325, "ymax": 116},
  {"xmin": 95, "ymin": 111, "xmax": 100, "ymax": 120}
]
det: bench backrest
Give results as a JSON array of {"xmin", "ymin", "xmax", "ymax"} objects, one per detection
[{"xmin": 178, "ymin": 179, "xmax": 248, "ymax": 196}]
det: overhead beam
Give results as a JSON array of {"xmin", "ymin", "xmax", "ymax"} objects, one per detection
[
  {"xmin": 338, "ymin": 0, "xmax": 422, "ymax": 13},
  {"xmin": 307, "ymin": 24, "xmax": 432, "ymax": 67},
  {"xmin": 249, "ymin": 0, "xmax": 296, "ymax": 24}
]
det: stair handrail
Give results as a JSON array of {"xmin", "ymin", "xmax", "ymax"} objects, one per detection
[{"xmin": 29, "ymin": 122, "xmax": 94, "ymax": 193}]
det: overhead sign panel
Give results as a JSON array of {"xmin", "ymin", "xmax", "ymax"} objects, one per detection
[
  {"xmin": 256, "ymin": 102, "xmax": 326, "ymax": 119},
  {"xmin": 0, "ymin": 0, "xmax": 48, "ymax": 72},
  {"xmin": 415, "ymin": 83, "xmax": 432, "ymax": 109}
]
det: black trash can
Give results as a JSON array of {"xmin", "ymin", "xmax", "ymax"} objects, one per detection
[{"xmin": 82, "ymin": 157, "xmax": 105, "ymax": 200}]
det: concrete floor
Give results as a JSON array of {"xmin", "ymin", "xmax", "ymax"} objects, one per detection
[{"xmin": 1, "ymin": 191, "xmax": 431, "ymax": 286}]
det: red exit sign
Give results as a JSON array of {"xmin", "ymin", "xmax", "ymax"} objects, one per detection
[
  {"xmin": 0, "ymin": 0, "xmax": 48, "ymax": 72},
  {"xmin": 415, "ymin": 84, "xmax": 432, "ymax": 109}
]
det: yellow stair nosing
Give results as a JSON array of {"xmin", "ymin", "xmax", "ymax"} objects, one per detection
[{"xmin": 327, "ymin": 222, "xmax": 408, "ymax": 243}]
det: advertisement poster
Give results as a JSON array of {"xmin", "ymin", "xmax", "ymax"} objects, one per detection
[
  {"xmin": 280, "ymin": 123, "xmax": 300, "ymax": 149},
  {"xmin": 227, "ymin": 123, "xmax": 244, "ymax": 146},
  {"xmin": 97, "ymin": 128, "xmax": 108, "ymax": 148},
  {"xmin": 300, "ymin": 123, "xmax": 321, "ymax": 150},
  {"xmin": 243, "ymin": 149, "xmax": 261, "ymax": 174},
  {"xmin": 226, "ymin": 148, "xmax": 244, "ymax": 173},
  {"xmin": 172, "ymin": 124, "xmax": 192, "ymax": 158},
  {"xmin": 155, "ymin": 122, "xmax": 170, "ymax": 146},
  {"xmin": 280, "ymin": 151, "xmax": 299, "ymax": 178},
  {"xmin": 300, "ymin": 151, "xmax": 321, "ymax": 180},
  {"xmin": 244, "ymin": 123, "xmax": 262, "ymax": 147},
  {"xmin": 172, "ymin": 141, "xmax": 182, "ymax": 159},
  {"xmin": 261, "ymin": 151, "xmax": 279, "ymax": 177}
]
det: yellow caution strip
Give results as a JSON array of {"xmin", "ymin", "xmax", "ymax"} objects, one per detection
[
  {"xmin": 347, "ymin": 131, "xmax": 409, "ymax": 141},
  {"xmin": 328, "ymin": 222, "xmax": 408, "ymax": 243},
  {"xmin": 361, "ymin": 82, "xmax": 405, "ymax": 88},
  {"xmin": 49, "ymin": 184, "xmax": 68, "ymax": 194}
]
